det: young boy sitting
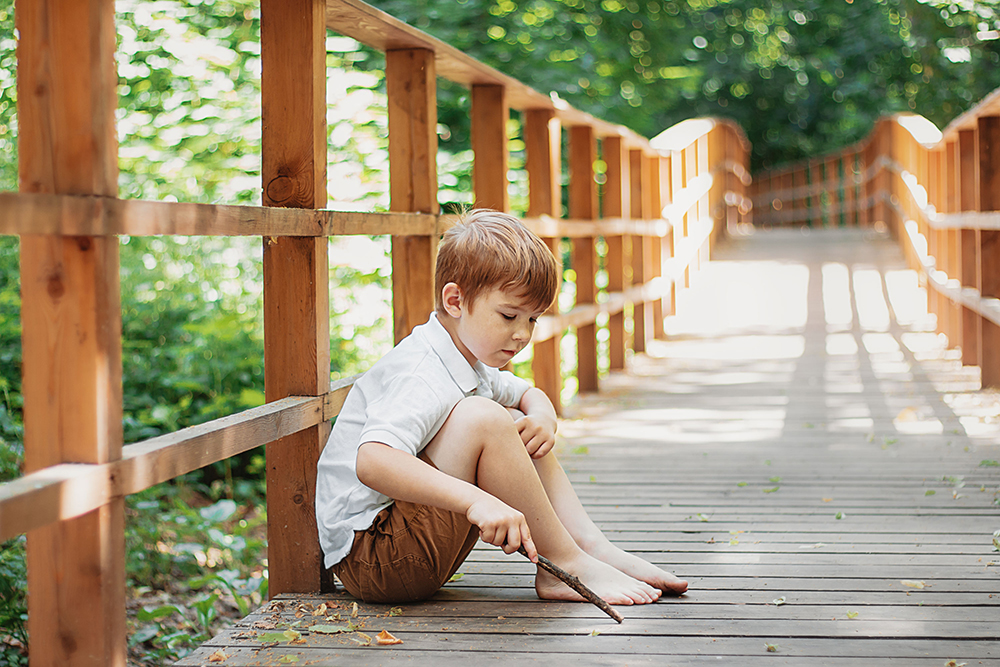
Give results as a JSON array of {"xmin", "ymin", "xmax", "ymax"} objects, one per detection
[{"xmin": 315, "ymin": 209, "xmax": 688, "ymax": 605}]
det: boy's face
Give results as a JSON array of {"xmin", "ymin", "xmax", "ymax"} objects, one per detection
[{"xmin": 444, "ymin": 286, "xmax": 544, "ymax": 368}]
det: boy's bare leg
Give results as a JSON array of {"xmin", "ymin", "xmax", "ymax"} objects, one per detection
[
  {"xmin": 423, "ymin": 397, "xmax": 661, "ymax": 605},
  {"xmin": 531, "ymin": 453, "xmax": 689, "ymax": 595}
]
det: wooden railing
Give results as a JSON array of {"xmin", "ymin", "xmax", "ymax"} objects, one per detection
[
  {"xmin": 750, "ymin": 86, "xmax": 1000, "ymax": 388},
  {"xmin": 0, "ymin": 0, "xmax": 749, "ymax": 664}
]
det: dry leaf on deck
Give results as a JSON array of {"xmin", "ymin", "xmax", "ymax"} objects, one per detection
[
  {"xmin": 351, "ymin": 602, "xmax": 359, "ymax": 618},
  {"xmin": 207, "ymin": 650, "xmax": 228, "ymax": 663},
  {"xmin": 376, "ymin": 630, "xmax": 403, "ymax": 645},
  {"xmin": 901, "ymin": 580, "xmax": 928, "ymax": 589},
  {"xmin": 312, "ymin": 603, "xmax": 327, "ymax": 616}
]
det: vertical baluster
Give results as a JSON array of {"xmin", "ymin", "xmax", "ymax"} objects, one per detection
[
  {"xmin": 978, "ymin": 116, "xmax": 1000, "ymax": 387},
  {"xmin": 570, "ymin": 126, "xmax": 600, "ymax": 392},
  {"xmin": 261, "ymin": 0, "xmax": 330, "ymax": 595},
  {"xmin": 525, "ymin": 108, "xmax": 563, "ymax": 413},
  {"xmin": 19, "ymin": 0, "xmax": 125, "ymax": 663},
  {"xmin": 603, "ymin": 136, "xmax": 629, "ymax": 371}
]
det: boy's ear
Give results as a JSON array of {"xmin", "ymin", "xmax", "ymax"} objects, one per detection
[{"xmin": 441, "ymin": 282, "xmax": 464, "ymax": 317}]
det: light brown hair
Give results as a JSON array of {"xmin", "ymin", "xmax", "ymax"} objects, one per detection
[{"xmin": 435, "ymin": 209, "xmax": 560, "ymax": 314}]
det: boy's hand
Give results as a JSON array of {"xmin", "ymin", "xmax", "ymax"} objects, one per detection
[
  {"xmin": 515, "ymin": 413, "xmax": 557, "ymax": 459},
  {"xmin": 466, "ymin": 495, "xmax": 537, "ymax": 561}
]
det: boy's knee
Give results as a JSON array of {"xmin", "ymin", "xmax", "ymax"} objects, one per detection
[{"xmin": 450, "ymin": 396, "xmax": 516, "ymax": 433}]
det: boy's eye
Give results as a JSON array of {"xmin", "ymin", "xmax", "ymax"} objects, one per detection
[
  {"xmin": 529, "ymin": 317, "xmax": 537, "ymax": 324},
  {"xmin": 501, "ymin": 313, "xmax": 515, "ymax": 321}
]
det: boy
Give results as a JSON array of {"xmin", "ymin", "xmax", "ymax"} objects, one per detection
[{"xmin": 315, "ymin": 209, "xmax": 687, "ymax": 605}]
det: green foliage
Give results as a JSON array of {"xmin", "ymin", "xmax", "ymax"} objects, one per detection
[
  {"xmin": 0, "ymin": 237, "xmax": 20, "ymax": 485},
  {"xmin": 0, "ymin": 537, "xmax": 27, "ymax": 666},
  {"xmin": 369, "ymin": 0, "xmax": 1000, "ymax": 170},
  {"xmin": 0, "ymin": 0, "xmax": 14, "ymax": 193}
]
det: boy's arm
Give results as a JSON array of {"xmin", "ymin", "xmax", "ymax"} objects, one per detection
[
  {"xmin": 515, "ymin": 387, "xmax": 558, "ymax": 459},
  {"xmin": 355, "ymin": 441, "xmax": 537, "ymax": 560}
]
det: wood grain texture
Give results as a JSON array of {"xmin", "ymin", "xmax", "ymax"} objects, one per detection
[
  {"xmin": 525, "ymin": 109, "xmax": 563, "ymax": 413},
  {"xmin": 261, "ymin": 0, "xmax": 331, "ymax": 596},
  {"xmin": 0, "ymin": 192, "xmax": 439, "ymax": 236},
  {"xmin": 604, "ymin": 135, "xmax": 628, "ymax": 371},
  {"xmin": 630, "ymin": 148, "xmax": 651, "ymax": 353},
  {"xmin": 471, "ymin": 84, "xmax": 509, "ymax": 212},
  {"xmin": 18, "ymin": 0, "xmax": 125, "ymax": 664},
  {"xmin": 387, "ymin": 48, "xmax": 438, "ymax": 343},
  {"xmin": 570, "ymin": 126, "xmax": 599, "ymax": 392}
]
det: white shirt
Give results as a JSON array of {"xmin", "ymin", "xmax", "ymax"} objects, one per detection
[{"xmin": 315, "ymin": 312, "xmax": 532, "ymax": 568}]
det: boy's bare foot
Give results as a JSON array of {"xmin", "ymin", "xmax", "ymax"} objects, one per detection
[
  {"xmin": 586, "ymin": 541, "xmax": 689, "ymax": 595},
  {"xmin": 534, "ymin": 552, "xmax": 661, "ymax": 605}
]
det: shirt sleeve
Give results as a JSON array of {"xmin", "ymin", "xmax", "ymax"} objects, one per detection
[
  {"xmin": 359, "ymin": 373, "xmax": 450, "ymax": 456},
  {"xmin": 487, "ymin": 368, "xmax": 533, "ymax": 408}
]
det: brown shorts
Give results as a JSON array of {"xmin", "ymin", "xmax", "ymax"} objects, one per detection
[{"xmin": 331, "ymin": 461, "xmax": 479, "ymax": 604}]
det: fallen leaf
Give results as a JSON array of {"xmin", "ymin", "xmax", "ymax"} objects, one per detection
[
  {"xmin": 944, "ymin": 661, "xmax": 967, "ymax": 667},
  {"xmin": 763, "ymin": 487, "xmax": 779, "ymax": 493},
  {"xmin": 979, "ymin": 460, "xmax": 999, "ymax": 467},
  {"xmin": 354, "ymin": 631, "xmax": 372, "ymax": 646},
  {"xmin": 729, "ymin": 538, "xmax": 739, "ymax": 546},
  {"xmin": 697, "ymin": 513, "xmax": 710, "ymax": 522},
  {"xmin": 769, "ymin": 476, "xmax": 782, "ymax": 483},
  {"xmin": 835, "ymin": 512, "xmax": 846, "ymax": 520},
  {"xmin": 376, "ymin": 630, "xmax": 403, "ymax": 645},
  {"xmin": 258, "ymin": 632, "xmax": 292, "ymax": 644},
  {"xmin": 351, "ymin": 602, "xmax": 359, "ymax": 618},
  {"xmin": 207, "ymin": 649, "xmax": 228, "ymax": 663},
  {"xmin": 589, "ymin": 629, "xmax": 601, "ymax": 636},
  {"xmin": 765, "ymin": 643, "xmax": 778, "ymax": 652},
  {"xmin": 737, "ymin": 481, "xmax": 748, "ymax": 487},
  {"xmin": 312, "ymin": 603, "xmax": 327, "ymax": 616},
  {"xmin": 799, "ymin": 543, "xmax": 827, "ymax": 549},
  {"xmin": 896, "ymin": 407, "xmax": 919, "ymax": 422},
  {"xmin": 589, "ymin": 475, "xmax": 597, "ymax": 482},
  {"xmin": 846, "ymin": 611, "xmax": 859, "ymax": 619},
  {"xmin": 925, "ymin": 490, "xmax": 936, "ymax": 496},
  {"xmin": 772, "ymin": 597, "xmax": 786, "ymax": 606},
  {"xmin": 283, "ymin": 630, "xmax": 301, "ymax": 642},
  {"xmin": 277, "ymin": 657, "xmax": 300, "ymax": 664},
  {"xmin": 310, "ymin": 624, "xmax": 351, "ymax": 634},
  {"xmin": 901, "ymin": 580, "xmax": 927, "ymax": 589},
  {"xmin": 251, "ymin": 621, "xmax": 276, "ymax": 630},
  {"xmin": 822, "ymin": 498, "xmax": 833, "ymax": 503},
  {"xmin": 448, "ymin": 573, "xmax": 464, "ymax": 582},
  {"xmin": 389, "ymin": 607, "xmax": 403, "ymax": 617}
]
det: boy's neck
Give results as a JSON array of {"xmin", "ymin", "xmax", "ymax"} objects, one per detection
[{"xmin": 436, "ymin": 310, "xmax": 478, "ymax": 368}]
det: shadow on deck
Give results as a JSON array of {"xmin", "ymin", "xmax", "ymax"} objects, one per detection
[{"xmin": 180, "ymin": 228, "xmax": 1000, "ymax": 666}]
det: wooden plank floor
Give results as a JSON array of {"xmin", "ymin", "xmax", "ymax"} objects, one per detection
[{"xmin": 179, "ymin": 228, "xmax": 1000, "ymax": 666}]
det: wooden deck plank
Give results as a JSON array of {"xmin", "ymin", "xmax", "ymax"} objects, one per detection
[{"xmin": 181, "ymin": 228, "xmax": 1000, "ymax": 665}]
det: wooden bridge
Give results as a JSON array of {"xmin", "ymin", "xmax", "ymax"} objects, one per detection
[
  {"xmin": 173, "ymin": 226, "xmax": 1000, "ymax": 665},
  {"xmin": 2, "ymin": 1, "xmax": 1000, "ymax": 665}
]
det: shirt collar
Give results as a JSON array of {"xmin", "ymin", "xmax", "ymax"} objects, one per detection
[{"xmin": 423, "ymin": 312, "xmax": 481, "ymax": 395}]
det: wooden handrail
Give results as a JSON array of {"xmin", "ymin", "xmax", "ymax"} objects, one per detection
[{"xmin": 749, "ymin": 84, "xmax": 1000, "ymax": 389}]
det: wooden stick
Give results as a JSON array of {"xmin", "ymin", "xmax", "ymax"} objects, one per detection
[{"xmin": 518, "ymin": 547, "xmax": 624, "ymax": 624}]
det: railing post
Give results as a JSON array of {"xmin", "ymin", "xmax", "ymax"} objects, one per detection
[
  {"xmin": 662, "ymin": 153, "xmax": 678, "ymax": 321},
  {"xmin": 978, "ymin": 116, "xmax": 1000, "ymax": 387},
  {"xmin": 569, "ymin": 125, "xmax": 600, "ymax": 392},
  {"xmin": 630, "ymin": 148, "xmax": 652, "ymax": 353},
  {"xmin": 649, "ymin": 154, "xmax": 666, "ymax": 339},
  {"xmin": 957, "ymin": 128, "xmax": 979, "ymax": 367},
  {"xmin": 261, "ymin": 0, "xmax": 331, "ymax": 595},
  {"xmin": 525, "ymin": 108, "xmax": 563, "ymax": 414},
  {"xmin": 696, "ymin": 133, "xmax": 709, "ymax": 267},
  {"xmin": 603, "ymin": 136, "xmax": 629, "ymax": 371},
  {"xmin": 472, "ymin": 84, "xmax": 509, "ymax": 212},
  {"xmin": 19, "ymin": 1, "xmax": 126, "ymax": 664},
  {"xmin": 386, "ymin": 48, "xmax": 439, "ymax": 342}
]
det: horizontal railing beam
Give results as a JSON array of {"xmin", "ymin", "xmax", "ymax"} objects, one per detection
[{"xmin": 0, "ymin": 376, "xmax": 359, "ymax": 542}]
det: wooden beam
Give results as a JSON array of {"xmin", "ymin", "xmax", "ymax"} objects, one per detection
[
  {"xmin": 978, "ymin": 116, "xmax": 1000, "ymax": 387},
  {"xmin": 649, "ymin": 154, "xmax": 666, "ymax": 339},
  {"xmin": 18, "ymin": 0, "xmax": 125, "ymax": 664},
  {"xmin": 387, "ymin": 48, "xmax": 439, "ymax": 343},
  {"xmin": 261, "ymin": 0, "xmax": 331, "ymax": 596},
  {"xmin": 525, "ymin": 108, "xmax": 563, "ymax": 414},
  {"xmin": 569, "ymin": 126, "xmax": 599, "ymax": 393},
  {"xmin": 957, "ymin": 129, "xmax": 980, "ymax": 367},
  {"xmin": 631, "ymin": 148, "xmax": 652, "ymax": 354},
  {"xmin": 0, "ymin": 192, "xmax": 439, "ymax": 237},
  {"xmin": 603, "ymin": 136, "xmax": 629, "ymax": 371},
  {"xmin": 472, "ymin": 84, "xmax": 509, "ymax": 212}
]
